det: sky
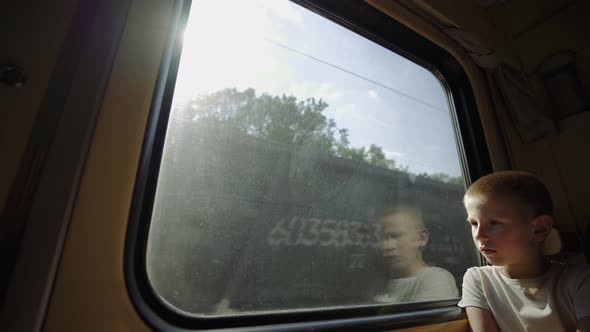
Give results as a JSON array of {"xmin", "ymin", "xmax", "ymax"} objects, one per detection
[{"xmin": 171, "ymin": 0, "xmax": 463, "ymax": 177}]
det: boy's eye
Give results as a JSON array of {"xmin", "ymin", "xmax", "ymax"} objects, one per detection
[
  {"xmin": 468, "ymin": 220, "xmax": 477, "ymax": 227},
  {"xmin": 490, "ymin": 220, "xmax": 502, "ymax": 225},
  {"xmin": 383, "ymin": 233, "xmax": 403, "ymax": 240}
]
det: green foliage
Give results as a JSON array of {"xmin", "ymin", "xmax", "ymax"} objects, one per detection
[
  {"xmin": 417, "ymin": 172, "xmax": 464, "ymax": 185},
  {"xmin": 181, "ymin": 88, "xmax": 395, "ymax": 168},
  {"xmin": 178, "ymin": 88, "xmax": 462, "ymax": 185}
]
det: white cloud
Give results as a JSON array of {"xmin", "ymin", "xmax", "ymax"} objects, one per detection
[
  {"xmin": 383, "ymin": 149, "xmax": 406, "ymax": 160},
  {"xmin": 368, "ymin": 89, "xmax": 378, "ymax": 99}
]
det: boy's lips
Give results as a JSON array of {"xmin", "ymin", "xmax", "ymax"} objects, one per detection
[{"xmin": 480, "ymin": 248, "xmax": 496, "ymax": 255}]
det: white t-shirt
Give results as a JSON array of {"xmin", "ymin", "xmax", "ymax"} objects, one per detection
[
  {"xmin": 374, "ymin": 266, "xmax": 458, "ymax": 303},
  {"xmin": 459, "ymin": 262, "xmax": 590, "ymax": 332}
]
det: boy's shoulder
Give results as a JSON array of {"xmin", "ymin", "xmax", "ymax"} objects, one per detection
[
  {"xmin": 464, "ymin": 262, "xmax": 590, "ymax": 286},
  {"xmin": 464, "ymin": 265, "xmax": 501, "ymax": 277},
  {"xmin": 424, "ymin": 266, "xmax": 455, "ymax": 276},
  {"xmin": 462, "ymin": 265, "xmax": 504, "ymax": 286},
  {"xmin": 418, "ymin": 266, "xmax": 456, "ymax": 283}
]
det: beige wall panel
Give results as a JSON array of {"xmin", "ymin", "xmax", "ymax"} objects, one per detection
[
  {"xmin": 512, "ymin": 1, "xmax": 590, "ymax": 72},
  {"xmin": 393, "ymin": 319, "xmax": 468, "ymax": 331},
  {"xmin": 553, "ymin": 130, "xmax": 590, "ymax": 234},
  {"xmin": 485, "ymin": 0, "xmax": 574, "ymax": 38},
  {"xmin": 42, "ymin": 0, "xmax": 173, "ymax": 330}
]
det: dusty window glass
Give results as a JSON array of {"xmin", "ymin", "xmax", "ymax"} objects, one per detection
[{"xmin": 146, "ymin": 0, "xmax": 478, "ymax": 316}]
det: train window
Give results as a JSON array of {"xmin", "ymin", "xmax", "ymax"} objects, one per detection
[{"xmin": 132, "ymin": 0, "xmax": 486, "ymax": 326}]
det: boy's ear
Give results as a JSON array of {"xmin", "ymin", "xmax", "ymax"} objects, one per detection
[
  {"xmin": 532, "ymin": 215, "xmax": 554, "ymax": 242},
  {"xmin": 417, "ymin": 228, "xmax": 429, "ymax": 248}
]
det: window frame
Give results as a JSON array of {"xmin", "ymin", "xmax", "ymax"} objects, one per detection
[{"xmin": 124, "ymin": 0, "xmax": 492, "ymax": 330}]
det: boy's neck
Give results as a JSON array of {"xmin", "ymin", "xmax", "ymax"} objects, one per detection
[{"xmin": 501, "ymin": 256, "xmax": 551, "ymax": 279}]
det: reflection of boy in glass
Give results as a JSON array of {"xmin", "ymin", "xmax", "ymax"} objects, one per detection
[{"xmin": 374, "ymin": 205, "xmax": 458, "ymax": 303}]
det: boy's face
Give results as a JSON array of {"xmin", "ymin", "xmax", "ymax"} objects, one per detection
[
  {"xmin": 379, "ymin": 212, "xmax": 427, "ymax": 277},
  {"xmin": 465, "ymin": 194, "xmax": 540, "ymax": 267}
]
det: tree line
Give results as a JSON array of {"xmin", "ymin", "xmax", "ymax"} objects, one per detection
[{"xmin": 177, "ymin": 88, "xmax": 463, "ymax": 185}]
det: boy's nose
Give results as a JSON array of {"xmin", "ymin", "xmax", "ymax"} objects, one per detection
[
  {"xmin": 381, "ymin": 240, "xmax": 396, "ymax": 250},
  {"xmin": 474, "ymin": 225, "xmax": 488, "ymax": 241}
]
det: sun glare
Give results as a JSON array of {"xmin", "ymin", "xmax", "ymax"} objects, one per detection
[{"xmin": 173, "ymin": 0, "xmax": 276, "ymax": 103}]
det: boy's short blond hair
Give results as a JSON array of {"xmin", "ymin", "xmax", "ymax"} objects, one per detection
[
  {"xmin": 465, "ymin": 171, "xmax": 553, "ymax": 218},
  {"xmin": 378, "ymin": 204, "xmax": 425, "ymax": 229}
]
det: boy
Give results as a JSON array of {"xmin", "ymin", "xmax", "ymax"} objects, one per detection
[
  {"xmin": 459, "ymin": 171, "xmax": 590, "ymax": 332},
  {"xmin": 374, "ymin": 204, "xmax": 457, "ymax": 303}
]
